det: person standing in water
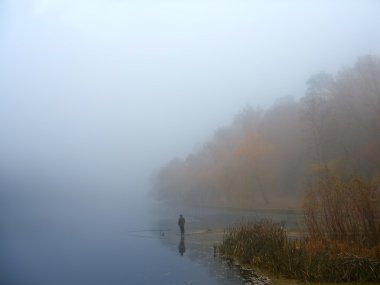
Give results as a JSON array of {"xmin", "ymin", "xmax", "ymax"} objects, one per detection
[{"xmin": 178, "ymin": 214, "xmax": 185, "ymax": 236}]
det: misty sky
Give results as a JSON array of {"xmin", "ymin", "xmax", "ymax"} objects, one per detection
[{"xmin": 1, "ymin": 0, "xmax": 380, "ymax": 192}]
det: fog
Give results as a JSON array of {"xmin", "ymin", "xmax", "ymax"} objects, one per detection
[
  {"xmin": 1, "ymin": 1, "xmax": 380, "ymax": 284},
  {"xmin": 2, "ymin": 1, "xmax": 380, "ymax": 195}
]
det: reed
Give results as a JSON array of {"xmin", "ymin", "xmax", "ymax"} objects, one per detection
[
  {"xmin": 304, "ymin": 173, "xmax": 380, "ymax": 247},
  {"xmin": 219, "ymin": 220, "xmax": 380, "ymax": 282}
]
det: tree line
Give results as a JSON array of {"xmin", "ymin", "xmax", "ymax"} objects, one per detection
[{"xmin": 151, "ymin": 55, "xmax": 380, "ymax": 210}]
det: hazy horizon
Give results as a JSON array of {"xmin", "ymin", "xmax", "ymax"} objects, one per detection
[
  {"xmin": 1, "ymin": 0, "xmax": 380, "ymax": 195},
  {"xmin": 2, "ymin": 2, "xmax": 380, "ymax": 284}
]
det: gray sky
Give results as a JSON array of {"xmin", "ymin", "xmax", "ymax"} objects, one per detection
[{"xmin": 1, "ymin": 0, "xmax": 380, "ymax": 192}]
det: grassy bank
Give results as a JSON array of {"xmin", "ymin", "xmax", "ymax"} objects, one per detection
[{"xmin": 219, "ymin": 220, "xmax": 380, "ymax": 283}]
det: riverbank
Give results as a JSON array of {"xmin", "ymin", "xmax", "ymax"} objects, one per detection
[{"xmin": 218, "ymin": 220, "xmax": 380, "ymax": 283}]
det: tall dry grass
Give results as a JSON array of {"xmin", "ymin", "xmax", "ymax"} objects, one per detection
[
  {"xmin": 219, "ymin": 174, "xmax": 380, "ymax": 282},
  {"xmin": 219, "ymin": 220, "xmax": 380, "ymax": 282},
  {"xmin": 304, "ymin": 173, "xmax": 380, "ymax": 247}
]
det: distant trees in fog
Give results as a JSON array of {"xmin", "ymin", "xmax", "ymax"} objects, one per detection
[{"xmin": 151, "ymin": 55, "xmax": 380, "ymax": 209}]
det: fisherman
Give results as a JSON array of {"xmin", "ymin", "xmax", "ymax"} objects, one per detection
[{"xmin": 178, "ymin": 214, "xmax": 185, "ymax": 236}]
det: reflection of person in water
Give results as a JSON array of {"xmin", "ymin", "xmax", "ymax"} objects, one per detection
[
  {"xmin": 178, "ymin": 236, "xmax": 186, "ymax": 256},
  {"xmin": 178, "ymin": 214, "xmax": 185, "ymax": 235}
]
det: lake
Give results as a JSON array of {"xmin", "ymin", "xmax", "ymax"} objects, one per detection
[{"xmin": 1, "ymin": 185, "xmax": 303, "ymax": 285}]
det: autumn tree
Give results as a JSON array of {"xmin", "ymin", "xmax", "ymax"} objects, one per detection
[{"xmin": 151, "ymin": 55, "xmax": 380, "ymax": 212}]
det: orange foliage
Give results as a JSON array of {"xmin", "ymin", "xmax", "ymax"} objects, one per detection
[{"xmin": 234, "ymin": 132, "xmax": 272, "ymax": 161}]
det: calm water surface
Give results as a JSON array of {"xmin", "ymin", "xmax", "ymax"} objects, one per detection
[{"xmin": 1, "ymin": 185, "xmax": 302, "ymax": 285}]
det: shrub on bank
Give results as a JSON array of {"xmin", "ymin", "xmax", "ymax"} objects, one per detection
[
  {"xmin": 304, "ymin": 174, "xmax": 380, "ymax": 248},
  {"xmin": 219, "ymin": 220, "xmax": 380, "ymax": 282}
]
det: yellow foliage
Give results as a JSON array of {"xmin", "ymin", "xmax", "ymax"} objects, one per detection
[
  {"xmin": 307, "ymin": 159, "xmax": 339, "ymax": 175},
  {"xmin": 234, "ymin": 132, "xmax": 272, "ymax": 161}
]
